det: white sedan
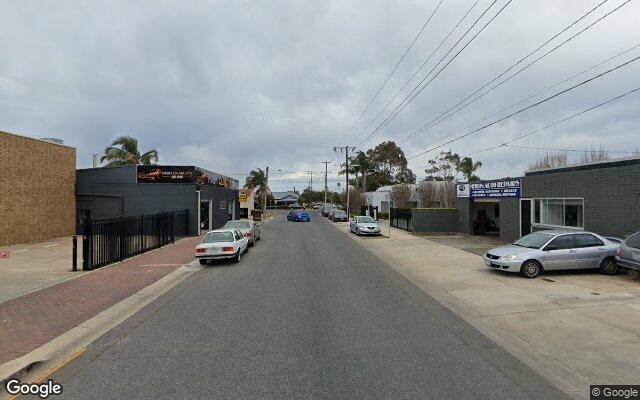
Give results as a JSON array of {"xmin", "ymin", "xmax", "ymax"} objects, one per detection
[
  {"xmin": 349, "ymin": 216, "xmax": 381, "ymax": 236},
  {"xmin": 195, "ymin": 229, "xmax": 249, "ymax": 265}
]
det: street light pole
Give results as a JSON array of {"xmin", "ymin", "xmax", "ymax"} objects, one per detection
[{"xmin": 262, "ymin": 166, "xmax": 269, "ymax": 221}]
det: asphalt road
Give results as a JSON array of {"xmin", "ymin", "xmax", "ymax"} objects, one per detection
[{"xmin": 46, "ymin": 212, "xmax": 568, "ymax": 400}]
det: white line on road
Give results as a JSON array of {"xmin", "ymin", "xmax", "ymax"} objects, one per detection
[{"xmin": 43, "ymin": 244, "xmax": 59, "ymax": 248}]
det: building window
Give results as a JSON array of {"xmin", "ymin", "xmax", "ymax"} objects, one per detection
[
  {"xmin": 533, "ymin": 198, "xmax": 584, "ymax": 229},
  {"xmin": 494, "ymin": 204, "xmax": 500, "ymax": 218},
  {"xmin": 220, "ymin": 200, "xmax": 227, "ymax": 210}
]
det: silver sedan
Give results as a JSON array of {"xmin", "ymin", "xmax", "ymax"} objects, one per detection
[
  {"xmin": 349, "ymin": 216, "xmax": 381, "ymax": 236},
  {"xmin": 223, "ymin": 220, "xmax": 261, "ymax": 246},
  {"xmin": 484, "ymin": 230, "xmax": 619, "ymax": 278}
]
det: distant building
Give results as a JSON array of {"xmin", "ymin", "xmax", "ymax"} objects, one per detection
[
  {"xmin": 239, "ymin": 188, "xmax": 255, "ymax": 219},
  {"xmin": 364, "ymin": 182, "xmax": 447, "ymax": 212},
  {"xmin": 271, "ymin": 191, "xmax": 300, "ymax": 207}
]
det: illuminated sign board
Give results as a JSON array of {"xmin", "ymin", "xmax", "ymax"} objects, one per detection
[{"xmin": 137, "ymin": 166, "xmax": 195, "ymax": 183}]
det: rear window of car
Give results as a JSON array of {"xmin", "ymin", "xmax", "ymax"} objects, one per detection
[
  {"xmin": 225, "ymin": 221, "xmax": 251, "ymax": 229},
  {"xmin": 203, "ymin": 232, "xmax": 234, "ymax": 243},
  {"xmin": 334, "ymin": 211, "xmax": 347, "ymax": 216},
  {"xmin": 626, "ymin": 233, "xmax": 640, "ymax": 249}
]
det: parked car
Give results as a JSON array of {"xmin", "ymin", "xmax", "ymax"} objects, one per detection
[
  {"xmin": 331, "ymin": 210, "xmax": 348, "ymax": 222},
  {"xmin": 350, "ymin": 216, "xmax": 381, "ymax": 235},
  {"xmin": 195, "ymin": 229, "xmax": 248, "ymax": 265},
  {"xmin": 223, "ymin": 219, "xmax": 261, "ymax": 246},
  {"xmin": 289, "ymin": 203, "xmax": 302, "ymax": 209},
  {"xmin": 321, "ymin": 206, "xmax": 334, "ymax": 217},
  {"xmin": 483, "ymin": 230, "xmax": 619, "ymax": 278},
  {"xmin": 616, "ymin": 231, "xmax": 640, "ymax": 273}
]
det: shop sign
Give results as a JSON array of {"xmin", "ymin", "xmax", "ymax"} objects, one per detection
[
  {"xmin": 239, "ymin": 192, "xmax": 247, "ymax": 202},
  {"xmin": 456, "ymin": 184, "xmax": 470, "ymax": 198},
  {"xmin": 469, "ymin": 179, "xmax": 521, "ymax": 198},
  {"xmin": 137, "ymin": 166, "xmax": 195, "ymax": 183}
]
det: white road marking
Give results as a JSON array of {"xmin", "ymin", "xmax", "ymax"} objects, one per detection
[
  {"xmin": 43, "ymin": 244, "xmax": 59, "ymax": 248},
  {"xmin": 13, "ymin": 249, "xmax": 28, "ymax": 252}
]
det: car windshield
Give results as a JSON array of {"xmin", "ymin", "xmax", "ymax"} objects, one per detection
[
  {"xmin": 357, "ymin": 216, "xmax": 376, "ymax": 223},
  {"xmin": 334, "ymin": 211, "xmax": 347, "ymax": 217},
  {"xmin": 224, "ymin": 221, "xmax": 251, "ymax": 229},
  {"xmin": 513, "ymin": 233, "xmax": 553, "ymax": 249},
  {"xmin": 203, "ymin": 232, "xmax": 234, "ymax": 243}
]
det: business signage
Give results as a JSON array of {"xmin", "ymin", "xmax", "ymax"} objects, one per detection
[
  {"xmin": 137, "ymin": 166, "xmax": 195, "ymax": 183},
  {"xmin": 239, "ymin": 192, "xmax": 247, "ymax": 202},
  {"xmin": 469, "ymin": 179, "xmax": 521, "ymax": 198},
  {"xmin": 456, "ymin": 183, "xmax": 470, "ymax": 198}
]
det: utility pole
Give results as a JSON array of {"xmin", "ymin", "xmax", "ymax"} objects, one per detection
[
  {"xmin": 262, "ymin": 166, "xmax": 269, "ymax": 221},
  {"xmin": 321, "ymin": 161, "xmax": 331, "ymax": 205},
  {"xmin": 307, "ymin": 171, "xmax": 316, "ymax": 191},
  {"xmin": 334, "ymin": 146, "xmax": 355, "ymax": 215}
]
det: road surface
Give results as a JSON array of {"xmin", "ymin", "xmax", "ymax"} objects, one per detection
[{"xmin": 46, "ymin": 212, "xmax": 567, "ymax": 399}]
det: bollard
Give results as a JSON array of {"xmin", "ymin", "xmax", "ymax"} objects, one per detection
[{"xmin": 72, "ymin": 235, "xmax": 78, "ymax": 271}]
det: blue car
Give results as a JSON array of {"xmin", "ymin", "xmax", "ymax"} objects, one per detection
[
  {"xmin": 296, "ymin": 211, "xmax": 311, "ymax": 222},
  {"xmin": 287, "ymin": 210, "xmax": 310, "ymax": 222}
]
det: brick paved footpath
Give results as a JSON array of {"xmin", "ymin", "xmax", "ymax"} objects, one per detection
[{"xmin": 0, "ymin": 235, "xmax": 202, "ymax": 365}]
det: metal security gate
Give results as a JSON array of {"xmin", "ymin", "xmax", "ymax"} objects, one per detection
[
  {"xmin": 390, "ymin": 208, "xmax": 412, "ymax": 231},
  {"xmin": 82, "ymin": 210, "xmax": 189, "ymax": 270}
]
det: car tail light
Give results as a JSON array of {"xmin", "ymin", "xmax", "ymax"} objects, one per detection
[
  {"xmin": 245, "ymin": 232, "xmax": 253, "ymax": 237},
  {"xmin": 196, "ymin": 248, "xmax": 205, "ymax": 253},
  {"xmin": 222, "ymin": 246, "xmax": 234, "ymax": 252},
  {"xmin": 616, "ymin": 248, "xmax": 622, "ymax": 257}
]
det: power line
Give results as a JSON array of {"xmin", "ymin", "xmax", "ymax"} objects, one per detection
[
  {"xmin": 407, "ymin": 54, "xmax": 640, "ymax": 161},
  {"xmin": 406, "ymin": 42, "xmax": 640, "ymax": 153},
  {"xmin": 453, "ymin": 86, "xmax": 640, "ymax": 159},
  {"xmin": 359, "ymin": 0, "xmax": 513, "ymax": 149},
  {"xmin": 340, "ymin": 0, "xmax": 447, "ymax": 143},
  {"xmin": 398, "ymin": 0, "xmax": 623, "ymax": 145},
  {"xmin": 503, "ymin": 144, "xmax": 639, "ymax": 154},
  {"xmin": 348, "ymin": 0, "xmax": 481, "ymax": 147}
]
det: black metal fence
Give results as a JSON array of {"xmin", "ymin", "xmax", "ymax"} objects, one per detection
[
  {"xmin": 390, "ymin": 208, "xmax": 412, "ymax": 231},
  {"xmin": 81, "ymin": 210, "xmax": 189, "ymax": 270}
]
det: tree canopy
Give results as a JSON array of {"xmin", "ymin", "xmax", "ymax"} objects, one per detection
[{"xmin": 101, "ymin": 135, "xmax": 159, "ymax": 167}]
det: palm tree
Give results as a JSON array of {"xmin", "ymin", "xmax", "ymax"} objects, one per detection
[
  {"xmin": 456, "ymin": 156, "xmax": 482, "ymax": 181},
  {"xmin": 101, "ymin": 136, "xmax": 159, "ymax": 167},
  {"xmin": 339, "ymin": 151, "xmax": 375, "ymax": 192},
  {"xmin": 245, "ymin": 168, "xmax": 268, "ymax": 214}
]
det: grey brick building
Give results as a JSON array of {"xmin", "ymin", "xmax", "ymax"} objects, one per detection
[
  {"xmin": 76, "ymin": 165, "xmax": 240, "ymax": 236},
  {"xmin": 454, "ymin": 157, "xmax": 640, "ymax": 242}
]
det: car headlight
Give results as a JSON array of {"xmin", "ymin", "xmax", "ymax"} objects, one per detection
[{"xmin": 500, "ymin": 255, "xmax": 519, "ymax": 261}]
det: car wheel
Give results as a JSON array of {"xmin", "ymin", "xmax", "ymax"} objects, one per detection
[
  {"xmin": 520, "ymin": 260, "xmax": 541, "ymax": 279},
  {"xmin": 234, "ymin": 250, "xmax": 241, "ymax": 263},
  {"xmin": 631, "ymin": 269, "xmax": 640, "ymax": 280},
  {"xmin": 599, "ymin": 257, "xmax": 618, "ymax": 275},
  {"xmin": 249, "ymin": 239, "xmax": 255, "ymax": 247},
  {"xmin": 199, "ymin": 259, "xmax": 208, "ymax": 265},
  {"xmin": 356, "ymin": 228, "xmax": 360, "ymax": 236}
]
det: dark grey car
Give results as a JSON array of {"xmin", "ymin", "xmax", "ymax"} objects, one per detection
[{"xmin": 616, "ymin": 232, "xmax": 640, "ymax": 274}]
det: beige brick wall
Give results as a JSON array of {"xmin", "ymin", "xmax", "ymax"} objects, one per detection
[{"xmin": 0, "ymin": 131, "xmax": 76, "ymax": 246}]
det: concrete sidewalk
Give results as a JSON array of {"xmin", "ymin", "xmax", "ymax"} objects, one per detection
[
  {"xmin": 0, "ymin": 236, "xmax": 81, "ymax": 303},
  {"xmin": 0, "ymin": 235, "xmax": 202, "ymax": 367},
  {"xmin": 331, "ymin": 220, "xmax": 640, "ymax": 400}
]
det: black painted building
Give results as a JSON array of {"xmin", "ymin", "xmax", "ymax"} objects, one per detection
[
  {"xmin": 76, "ymin": 165, "xmax": 240, "ymax": 236},
  {"xmin": 454, "ymin": 157, "xmax": 640, "ymax": 242}
]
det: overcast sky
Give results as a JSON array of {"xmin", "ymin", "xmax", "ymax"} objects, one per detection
[{"xmin": 1, "ymin": 0, "xmax": 638, "ymax": 191}]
